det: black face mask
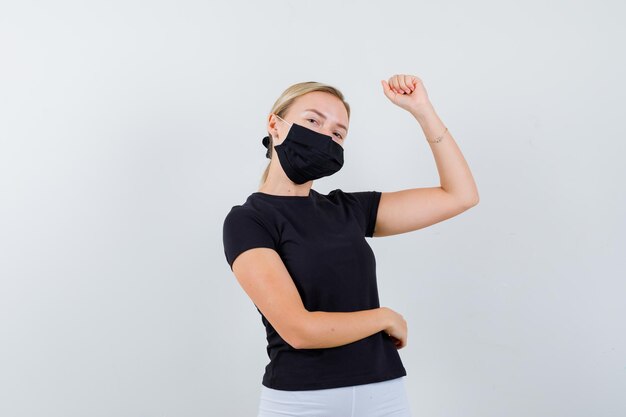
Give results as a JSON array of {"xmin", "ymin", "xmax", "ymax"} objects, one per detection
[{"xmin": 261, "ymin": 115, "xmax": 344, "ymax": 185}]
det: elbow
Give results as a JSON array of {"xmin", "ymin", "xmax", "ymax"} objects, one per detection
[
  {"xmin": 283, "ymin": 328, "xmax": 305, "ymax": 349},
  {"xmin": 287, "ymin": 332, "xmax": 311, "ymax": 350},
  {"xmin": 466, "ymin": 194, "xmax": 479, "ymax": 208},
  {"xmin": 282, "ymin": 312, "xmax": 312, "ymax": 350},
  {"xmin": 292, "ymin": 325, "xmax": 315, "ymax": 350},
  {"xmin": 460, "ymin": 192, "xmax": 479, "ymax": 209},
  {"xmin": 448, "ymin": 189, "xmax": 479, "ymax": 210},
  {"xmin": 455, "ymin": 198, "xmax": 479, "ymax": 212},
  {"xmin": 289, "ymin": 335, "xmax": 308, "ymax": 350}
]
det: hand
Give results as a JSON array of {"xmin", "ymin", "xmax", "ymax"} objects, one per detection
[
  {"xmin": 382, "ymin": 307, "xmax": 408, "ymax": 349},
  {"xmin": 381, "ymin": 74, "xmax": 431, "ymax": 114}
]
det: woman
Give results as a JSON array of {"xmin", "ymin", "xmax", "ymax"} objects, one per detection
[{"xmin": 222, "ymin": 74, "xmax": 479, "ymax": 417}]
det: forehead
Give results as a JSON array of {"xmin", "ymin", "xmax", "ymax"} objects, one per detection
[{"xmin": 289, "ymin": 91, "xmax": 349, "ymax": 125}]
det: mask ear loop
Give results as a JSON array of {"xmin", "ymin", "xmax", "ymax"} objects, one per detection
[
  {"xmin": 275, "ymin": 114, "xmax": 292, "ymax": 128},
  {"xmin": 273, "ymin": 114, "xmax": 294, "ymax": 147},
  {"xmin": 262, "ymin": 114, "xmax": 292, "ymax": 159}
]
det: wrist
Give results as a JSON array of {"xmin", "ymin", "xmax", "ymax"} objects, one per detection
[{"xmin": 409, "ymin": 101, "xmax": 436, "ymax": 121}]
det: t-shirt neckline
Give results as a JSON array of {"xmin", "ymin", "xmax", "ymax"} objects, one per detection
[{"xmin": 252, "ymin": 189, "xmax": 316, "ymax": 200}]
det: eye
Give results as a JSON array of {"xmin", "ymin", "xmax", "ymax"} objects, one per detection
[{"xmin": 307, "ymin": 118, "xmax": 343, "ymax": 139}]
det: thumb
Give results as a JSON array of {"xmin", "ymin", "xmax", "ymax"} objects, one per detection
[{"xmin": 381, "ymin": 79, "xmax": 393, "ymax": 99}]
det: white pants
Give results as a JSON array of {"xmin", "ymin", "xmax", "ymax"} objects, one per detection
[{"xmin": 257, "ymin": 376, "xmax": 412, "ymax": 417}]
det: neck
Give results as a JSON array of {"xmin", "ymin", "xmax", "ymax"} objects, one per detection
[
  {"xmin": 258, "ymin": 179, "xmax": 313, "ymax": 197},
  {"xmin": 259, "ymin": 157, "xmax": 314, "ymax": 196}
]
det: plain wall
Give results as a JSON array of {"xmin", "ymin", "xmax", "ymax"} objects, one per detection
[{"xmin": 1, "ymin": 1, "xmax": 624, "ymax": 416}]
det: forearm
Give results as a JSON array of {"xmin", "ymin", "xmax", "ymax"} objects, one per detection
[
  {"xmin": 410, "ymin": 102, "xmax": 479, "ymax": 205},
  {"xmin": 294, "ymin": 307, "xmax": 390, "ymax": 349}
]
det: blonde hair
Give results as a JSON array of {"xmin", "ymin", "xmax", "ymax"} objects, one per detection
[{"xmin": 260, "ymin": 81, "xmax": 350, "ymax": 186}]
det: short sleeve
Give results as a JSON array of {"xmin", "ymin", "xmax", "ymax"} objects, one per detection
[
  {"xmin": 222, "ymin": 206, "xmax": 278, "ymax": 270},
  {"xmin": 342, "ymin": 190, "xmax": 382, "ymax": 238}
]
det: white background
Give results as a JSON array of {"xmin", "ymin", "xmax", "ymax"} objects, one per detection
[{"xmin": 1, "ymin": 1, "xmax": 624, "ymax": 416}]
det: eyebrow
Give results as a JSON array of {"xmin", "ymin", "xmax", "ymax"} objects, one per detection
[{"xmin": 302, "ymin": 108, "xmax": 348, "ymax": 133}]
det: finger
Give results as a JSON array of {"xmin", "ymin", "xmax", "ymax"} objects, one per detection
[
  {"xmin": 407, "ymin": 76, "xmax": 417, "ymax": 92},
  {"xmin": 387, "ymin": 75, "xmax": 398, "ymax": 94},
  {"xmin": 411, "ymin": 76, "xmax": 421, "ymax": 90},
  {"xmin": 389, "ymin": 75, "xmax": 400, "ymax": 94},
  {"xmin": 398, "ymin": 76, "xmax": 411, "ymax": 94}
]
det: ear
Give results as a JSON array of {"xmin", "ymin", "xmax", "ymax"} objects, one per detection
[
  {"xmin": 267, "ymin": 113, "xmax": 280, "ymax": 137},
  {"xmin": 267, "ymin": 113, "xmax": 278, "ymax": 132}
]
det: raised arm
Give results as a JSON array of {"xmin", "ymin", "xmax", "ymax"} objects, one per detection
[
  {"xmin": 374, "ymin": 74, "xmax": 479, "ymax": 238},
  {"xmin": 231, "ymin": 247, "xmax": 397, "ymax": 349}
]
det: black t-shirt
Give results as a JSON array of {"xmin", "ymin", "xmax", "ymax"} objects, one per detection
[{"xmin": 222, "ymin": 188, "xmax": 407, "ymax": 391}]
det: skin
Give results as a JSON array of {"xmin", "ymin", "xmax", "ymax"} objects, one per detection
[{"xmin": 236, "ymin": 74, "xmax": 480, "ymax": 350}]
